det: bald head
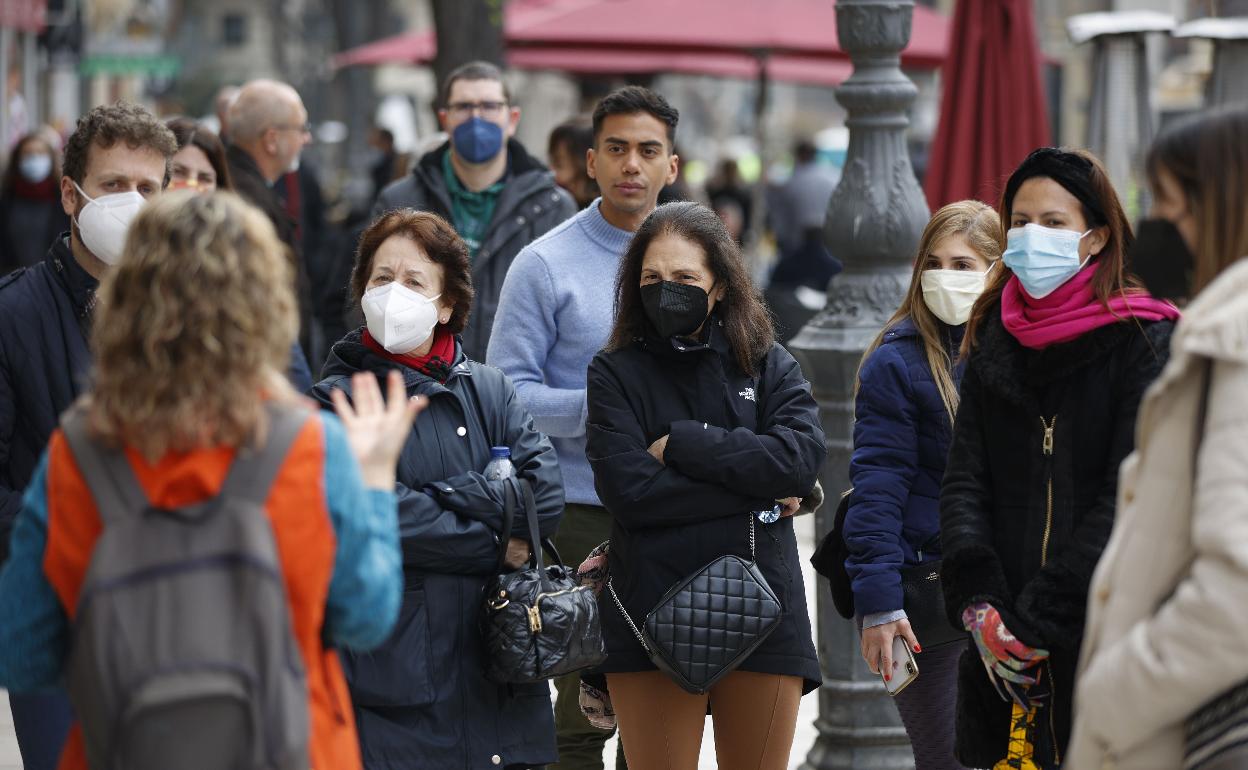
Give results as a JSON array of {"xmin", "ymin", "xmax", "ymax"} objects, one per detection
[
  {"xmin": 228, "ymin": 80, "xmax": 304, "ymax": 145},
  {"xmin": 228, "ymin": 79, "xmax": 309, "ymax": 183}
]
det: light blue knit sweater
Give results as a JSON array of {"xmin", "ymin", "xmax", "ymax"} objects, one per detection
[{"xmin": 486, "ymin": 200, "xmax": 634, "ymax": 507}]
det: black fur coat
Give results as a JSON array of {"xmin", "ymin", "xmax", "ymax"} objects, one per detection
[{"xmin": 940, "ymin": 302, "xmax": 1174, "ymax": 768}]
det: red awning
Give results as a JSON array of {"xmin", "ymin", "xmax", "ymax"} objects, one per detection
[
  {"xmin": 924, "ymin": 0, "xmax": 1050, "ymax": 209},
  {"xmin": 331, "ymin": 0, "xmax": 949, "ymax": 72},
  {"xmin": 508, "ymin": 47, "xmax": 854, "ymax": 86}
]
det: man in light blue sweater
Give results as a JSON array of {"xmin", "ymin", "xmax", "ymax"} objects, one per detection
[{"xmin": 486, "ymin": 86, "xmax": 680, "ymax": 770}]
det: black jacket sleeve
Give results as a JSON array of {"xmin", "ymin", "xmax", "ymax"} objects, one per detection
[
  {"xmin": 425, "ymin": 372, "xmax": 564, "ymax": 542},
  {"xmin": 1011, "ymin": 321, "xmax": 1174, "ymax": 650},
  {"xmin": 586, "ymin": 353, "xmax": 772, "ymax": 530},
  {"xmin": 940, "ymin": 363, "xmax": 1015, "ymax": 629},
  {"xmin": 0, "ymin": 340, "xmax": 18, "ymax": 564},
  {"xmin": 663, "ymin": 344, "xmax": 826, "ymax": 500}
]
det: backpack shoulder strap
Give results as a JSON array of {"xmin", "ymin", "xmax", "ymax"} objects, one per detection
[
  {"xmin": 218, "ymin": 402, "xmax": 311, "ymax": 506},
  {"xmin": 59, "ymin": 404, "xmax": 150, "ymax": 525}
]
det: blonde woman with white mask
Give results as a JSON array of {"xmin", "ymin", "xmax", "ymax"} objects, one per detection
[{"xmin": 844, "ymin": 200, "xmax": 1002, "ymax": 770}]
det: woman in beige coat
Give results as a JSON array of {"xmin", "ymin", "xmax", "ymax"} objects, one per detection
[{"xmin": 1069, "ymin": 106, "xmax": 1248, "ymax": 769}]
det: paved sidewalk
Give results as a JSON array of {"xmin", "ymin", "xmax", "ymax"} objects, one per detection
[{"xmin": 0, "ymin": 517, "xmax": 825, "ymax": 770}]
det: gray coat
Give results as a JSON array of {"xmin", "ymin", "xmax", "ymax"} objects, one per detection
[{"xmin": 373, "ymin": 141, "xmax": 576, "ymax": 361}]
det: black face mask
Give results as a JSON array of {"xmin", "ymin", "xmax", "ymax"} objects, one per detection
[
  {"xmin": 1131, "ymin": 217, "xmax": 1196, "ymax": 301},
  {"xmin": 640, "ymin": 280, "xmax": 713, "ymax": 339}
]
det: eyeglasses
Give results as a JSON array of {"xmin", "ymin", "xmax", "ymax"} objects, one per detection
[
  {"xmin": 445, "ymin": 101, "xmax": 508, "ymax": 119},
  {"xmin": 275, "ymin": 122, "xmax": 312, "ymax": 135}
]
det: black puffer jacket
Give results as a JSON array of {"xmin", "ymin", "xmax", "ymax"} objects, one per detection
[
  {"xmin": 940, "ymin": 304, "xmax": 1174, "ymax": 769},
  {"xmin": 585, "ymin": 319, "xmax": 825, "ymax": 692},
  {"xmin": 373, "ymin": 140, "xmax": 576, "ymax": 361},
  {"xmin": 311, "ymin": 329, "xmax": 564, "ymax": 770}
]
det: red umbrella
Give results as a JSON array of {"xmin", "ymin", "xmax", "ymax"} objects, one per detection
[
  {"xmin": 331, "ymin": 0, "xmax": 949, "ymax": 72},
  {"xmin": 924, "ymin": 0, "xmax": 1050, "ymax": 209}
]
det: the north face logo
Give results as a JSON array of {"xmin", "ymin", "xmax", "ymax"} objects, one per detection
[{"xmin": 739, "ymin": 387, "xmax": 756, "ymax": 402}]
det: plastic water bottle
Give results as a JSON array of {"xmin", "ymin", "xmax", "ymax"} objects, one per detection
[{"xmin": 483, "ymin": 446, "xmax": 515, "ymax": 481}]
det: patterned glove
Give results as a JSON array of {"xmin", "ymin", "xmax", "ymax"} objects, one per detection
[{"xmin": 962, "ymin": 602, "xmax": 1050, "ymax": 708}]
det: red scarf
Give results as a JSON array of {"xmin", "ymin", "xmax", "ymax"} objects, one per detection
[
  {"xmin": 1001, "ymin": 264, "xmax": 1181, "ymax": 350},
  {"xmin": 12, "ymin": 176, "xmax": 57, "ymax": 201},
  {"xmin": 362, "ymin": 327, "xmax": 456, "ymax": 382}
]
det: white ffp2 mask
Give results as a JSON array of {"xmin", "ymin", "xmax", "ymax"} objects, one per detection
[
  {"xmin": 361, "ymin": 282, "xmax": 442, "ymax": 354},
  {"xmin": 920, "ymin": 264, "xmax": 994, "ymax": 326},
  {"xmin": 73, "ymin": 182, "xmax": 146, "ymax": 265}
]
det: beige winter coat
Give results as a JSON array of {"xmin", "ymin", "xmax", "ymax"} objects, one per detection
[{"xmin": 1068, "ymin": 257, "xmax": 1248, "ymax": 770}]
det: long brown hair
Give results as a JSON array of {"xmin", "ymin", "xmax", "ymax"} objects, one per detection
[
  {"xmin": 1146, "ymin": 106, "xmax": 1248, "ymax": 295},
  {"xmin": 856, "ymin": 200, "xmax": 1003, "ymax": 423},
  {"xmin": 167, "ymin": 117, "xmax": 234, "ymax": 190},
  {"xmin": 605, "ymin": 201, "xmax": 774, "ymax": 375},
  {"xmin": 962, "ymin": 147, "xmax": 1141, "ymax": 354},
  {"xmin": 88, "ymin": 191, "xmax": 299, "ymax": 459}
]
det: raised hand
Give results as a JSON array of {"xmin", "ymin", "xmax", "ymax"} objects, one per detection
[{"xmin": 331, "ymin": 370, "xmax": 427, "ymax": 490}]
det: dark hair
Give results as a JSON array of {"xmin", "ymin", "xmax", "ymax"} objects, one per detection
[
  {"xmin": 963, "ymin": 147, "xmax": 1139, "ymax": 353},
  {"xmin": 63, "ymin": 102, "xmax": 178, "ymax": 185},
  {"xmin": 350, "ymin": 209, "xmax": 475, "ymax": 335},
  {"xmin": 1146, "ymin": 106, "xmax": 1248, "ymax": 295},
  {"xmin": 606, "ymin": 202, "xmax": 774, "ymax": 375},
  {"xmin": 548, "ymin": 116, "xmax": 598, "ymax": 204},
  {"xmin": 592, "ymin": 86, "xmax": 679, "ymax": 147},
  {"xmin": 166, "ymin": 117, "xmax": 234, "ymax": 191},
  {"xmin": 1, "ymin": 132, "xmax": 60, "ymax": 198},
  {"xmin": 439, "ymin": 60, "xmax": 511, "ymax": 108},
  {"xmin": 794, "ymin": 140, "xmax": 818, "ymax": 165}
]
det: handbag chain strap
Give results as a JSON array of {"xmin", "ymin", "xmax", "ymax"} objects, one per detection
[{"xmin": 607, "ymin": 514, "xmax": 757, "ymax": 654}]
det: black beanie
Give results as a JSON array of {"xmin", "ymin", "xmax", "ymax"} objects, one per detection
[{"xmin": 1002, "ymin": 148, "xmax": 1106, "ymax": 227}]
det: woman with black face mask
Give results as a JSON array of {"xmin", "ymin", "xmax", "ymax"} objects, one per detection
[
  {"xmin": 585, "ymin": 201, "xmax": 826, "ymax": 769},
  {"xmin": 1069, "ymin": 106, "xmax": 1248, "ymax": 770}
]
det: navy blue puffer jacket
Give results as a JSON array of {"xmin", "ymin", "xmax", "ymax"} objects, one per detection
[{"xmin": 844, "ymin": 316, "xmax": 962, "ymax": 617}]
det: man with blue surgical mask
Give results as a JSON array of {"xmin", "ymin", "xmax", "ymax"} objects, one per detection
[
  {"xmin": 373, "ymin": 61, "xmax": 576, "ymax": 361},
  {"xmin": 0, "ymin": 102, "xmax": 177, "ymax": 770}
]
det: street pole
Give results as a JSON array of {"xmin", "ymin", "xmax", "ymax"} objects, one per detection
[{"xmin": 789, "ymin": 0, "xmax": 930, "ymax": 767}]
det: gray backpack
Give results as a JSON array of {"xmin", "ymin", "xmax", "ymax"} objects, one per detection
[{"xmin": 60, "ymin": 403, "xmax": 312, "ymax": 770}]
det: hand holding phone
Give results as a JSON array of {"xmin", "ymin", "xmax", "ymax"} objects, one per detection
[{"xmin": 883, "ymin": 634, "xmax": 919, "ymax": 696}]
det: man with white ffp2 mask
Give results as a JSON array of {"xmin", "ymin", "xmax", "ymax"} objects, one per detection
[{"xmin": 0, "ymin": 102, "xmax": 177, "ymax": 770}]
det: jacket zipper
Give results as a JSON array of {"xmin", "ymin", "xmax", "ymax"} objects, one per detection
[
  {"xmin": 1039, "ymin": 416, "xmax": 1056, "ymax": 567},
  {"xmin": 1038, "ymin": 416, "xmax": 1061, "ymax": 764}
]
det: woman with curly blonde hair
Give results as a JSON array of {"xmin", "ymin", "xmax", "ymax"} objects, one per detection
[{"xmin": 0, "ymin": 190, "xmax": 422, "ymax": 770}]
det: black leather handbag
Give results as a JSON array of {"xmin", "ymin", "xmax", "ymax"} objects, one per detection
[
  {"xmin": 812, "ymin": 488, "xmax": 963, "ymax": 649},
  {"xmin": 608, "ymin": 515, "xmax": 782, "ymax": 694},
  {"xmin": 481, "ymin": 478, "xmax": 607, "ymax": 684}
]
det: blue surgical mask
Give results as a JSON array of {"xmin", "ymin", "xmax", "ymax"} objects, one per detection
[
  {"xmin": 451, "ymin": 117, "xmax": 504, "ymax": 164},
  {"xmin": 1002, "ymin": 223, "xmax": 1092, "ymax": 299}
]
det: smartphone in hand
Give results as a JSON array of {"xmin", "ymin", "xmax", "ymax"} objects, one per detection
[{"xmin": 883, "ymin": 634, "xmax": 919, "ymax": 696}]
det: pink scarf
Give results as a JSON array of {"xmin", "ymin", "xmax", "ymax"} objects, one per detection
[{"xmin": 1001, "ymin": 264, "xmax": 1180, "ymax": 350}]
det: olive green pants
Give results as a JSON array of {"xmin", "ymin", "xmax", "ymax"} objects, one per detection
[{"xmin": 550, "ymin": 503, "xmax": 626, "ymax": 770}]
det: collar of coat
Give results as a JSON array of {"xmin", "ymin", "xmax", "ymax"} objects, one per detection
[
  {"xmin": 1170, "ymin": 257, "xmax": 1248, "ymax": 365},
  {"xmin": 321, "ymin": 327, "xmax": 472, "ymax": 392},
  {"xmin": 416, "ymin": 138, "xmax": 547, "ymax": 183},
  {"xmin": 969, "ymin": 298, "xmax": 1139, "ymax": 411}
]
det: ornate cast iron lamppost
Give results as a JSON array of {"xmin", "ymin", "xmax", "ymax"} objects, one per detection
[{"xmin": 791, "ymin": 0, "xmax": 930, "ymax": 767}]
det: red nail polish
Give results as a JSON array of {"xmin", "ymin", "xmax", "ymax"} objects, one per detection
[
  {"xmin": 884, "ymin": 673, "xmax": 891, "ymax": 681},
  {"xmin": 914, "ymin": 644, "xmax": 922, "ymax": 653}
]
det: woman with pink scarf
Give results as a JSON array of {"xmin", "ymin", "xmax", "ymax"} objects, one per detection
[{"xmin": 938, "ymin": 148, "xmax": 1179, "ymax": 770}]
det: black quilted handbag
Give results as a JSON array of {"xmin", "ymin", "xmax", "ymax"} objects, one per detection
[
  {"xmin": 481, "ymin": 478, "xmax": 607, "ymax": 684},
  {"xmin": 608, "ymin": 515, "xmax": 782, "ymax": 694}
]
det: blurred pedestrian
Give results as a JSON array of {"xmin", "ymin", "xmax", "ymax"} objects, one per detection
[
  {"xmin": 0, "ymin": 131, "xmax": 70, "ymax": 273},
  {"xmin": 846, "ymin": 200, "xmax": 1001, "ymax": 770},
  {"xmin": 369, "ymin": 126, "xmax": 401, "ymax": 202},
  {"xmin": 312, "ymin": 209, "xmax": 564, "ymax": 770},
  {"xmin": 586, "ymin": 201, "xmax": 825, "ymax": 770},
  {"xmin": 767, "ymin": 139, "xmax": 840, "ymax": 281},
  {"xmin": 226, "ymin": 79, "xmax": 316, "ymax": 358},
  {"xmin": 167, "ymin": 116, "xmax": 312, "ymax": 389},
  {"xmin": 488, "ymin": 84, "xmax": 681, "ymax": 770},
  {"xmin": 373, "ymin": 61, "xmax": 575, "ymax": 361},
  {"xmin": 1069, "ymin": 106, "xmax": 1248, "ymax": 770},
  {"xmin": 940, "ymin": 148, "xmax": 1179, "ymax": 769},
  {"xmin": 0, "ymin": 102, "xmax": 177, "ymax": 770},
  {"xmin": 166, "ymin": 117, "xmax": 233, "ymax": 192},
  {"xmin": 0, "ymin": 190, "xmax": 419, "ymax": 770},
  {"xmin": 706, "ymin": 157, "xmax": 753, "ymax": 244},
  {"xmin": 213, "ymin": 84, "xmax": 239, "ymax": 142},
  {"xmin": 548, "ymin": 116, "xmax": 598, "ymax": 209}
]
